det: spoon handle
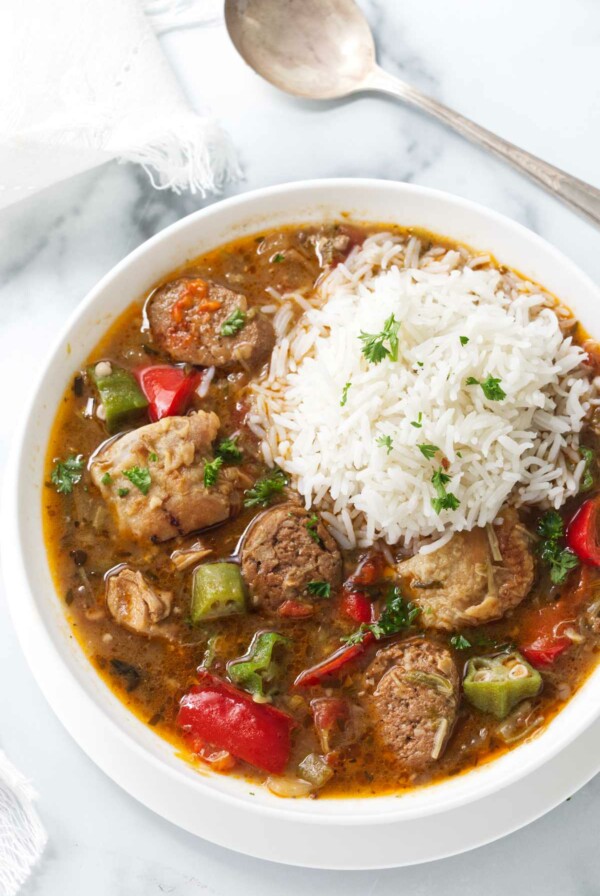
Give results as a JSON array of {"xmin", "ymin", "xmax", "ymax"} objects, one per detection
[{"xmin": 365, "ymin": 67, "xmax": 600, "ymax": 228}]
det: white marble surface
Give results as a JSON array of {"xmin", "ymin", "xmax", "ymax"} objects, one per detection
[{"xmin": 2, "ymin": 0, "xmax": 600, "ymax": 891}]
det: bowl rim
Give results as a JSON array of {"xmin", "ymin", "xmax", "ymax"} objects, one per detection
[{"xmin": 4, "ymin": 177, "xmax": 600, "ymax": 830}]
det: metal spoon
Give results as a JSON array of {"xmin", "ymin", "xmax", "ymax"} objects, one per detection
[{"xmin": 225, "ymin": 0, "xmax": 600, "ymax": 227}]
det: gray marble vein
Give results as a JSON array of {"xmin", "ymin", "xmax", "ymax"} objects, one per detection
[{"xmin": 1, "ymin": 0, "xmax": 600, "ymax": 891}]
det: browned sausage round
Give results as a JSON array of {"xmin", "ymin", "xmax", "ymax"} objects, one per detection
[
  {"xmin": 363, "ymin": 639, "xmax": 459, "ymax": 772},
  {"xmin": 241, "ymin": 504, "xmax": 342, "ymax": 615},
  {"xmin": 147, "ymin": 277, "xmax": 275, "ymax": 370}
]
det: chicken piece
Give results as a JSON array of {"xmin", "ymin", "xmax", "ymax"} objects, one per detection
[
  {"xmin": 106, "ymin": 567, "xmax": 173, "ymax": 637},
  {"xmin": 397, "ymin": 508, "xmax": 535, "ymax": 630},
  {"xmin": 90, "ymin": 412, "xmax": 242, "ymax": 542}
]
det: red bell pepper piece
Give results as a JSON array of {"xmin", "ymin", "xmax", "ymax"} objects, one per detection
[
  {"xmin": 341, "ymin": 591, "xmax": 373, "ymax": 624},
  {"xmin": 135, "ymin": 365, "xmax": 201, "ymax": 422},
  {"xmin": 294, "ymin": 633, "xmax": 374, "ymax": 688},
  {"xmin": 519, "ymin": 567, "xmax": 591, "ymax": 667},
  {"xmin": 177, "ymin": 671, "xmax": 296, "ymax": 774},
  {"xmin": 567, "ymin": 497, "xmax": 600, "ymax": 565}
]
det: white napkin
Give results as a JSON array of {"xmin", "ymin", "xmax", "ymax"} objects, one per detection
[
  {"xmin": 0, "ymin": 0, "xmax": 240, "ymax": 211},
  {"xmin": 0, "ymin": 752, "xmax": 46, "ymax": 896}
]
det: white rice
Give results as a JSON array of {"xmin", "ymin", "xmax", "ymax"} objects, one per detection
[{"xmin": 247, "ymin": 232, "xmax": 594, "ymax": 550}]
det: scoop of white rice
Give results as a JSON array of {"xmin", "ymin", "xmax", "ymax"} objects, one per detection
[{"xmin": 248, "ymin": 233, "xmax": 593, "ymax": 550}]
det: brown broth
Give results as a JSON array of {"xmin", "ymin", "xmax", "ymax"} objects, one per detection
[{"xmin": 43, "ymin": 222, "xmax": 600, "ymax": 798}]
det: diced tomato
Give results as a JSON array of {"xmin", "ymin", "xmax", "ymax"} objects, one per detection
[
  {"xmin": 135, "ymin": 365, "xmax": 201, "ymax": 422},
  {"xmin": 567, "ymin": 496, "xmax": 600, "ymax": 565},
  {"xmin": 341, "ymin": 591, "xmax": 373, "ymax": 624},
  {"xmin": 278, "ymin": 599, "xmax": 314, "ymax": 618},
  {"xmin": 345, "ymin": 552, "xmax": 384, "ymax": 590},
  {"xmin": 310, "ymin": 697, "xmax": 350, "ymax": 753},
  {"xmin": 294, "ymin": 634, "xmax": 374, "ymax": 688},
  {"xmin": 185, "ymin": 733, "xmax": 237, "ymax": 771},
  {"xmin": 177, "ymin": 671, "xmax": 296, "ymax": 774},
  {"xmin": 522, "ymin": 637, "xmax": 570, "ymax": 667}
]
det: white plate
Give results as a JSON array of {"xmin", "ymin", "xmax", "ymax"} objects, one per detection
[{"xmin": 4, "ymin": 179, "xmax": 600, "ymax": 867}]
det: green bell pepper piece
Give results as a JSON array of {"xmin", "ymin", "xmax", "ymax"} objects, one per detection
[
  {"xmin": 463, "ymin": 650, "xmax": 542, "ymax": 719},
  {"xmin": 191, "ymin": 562, "xmax": 246, "ymax": 623},
  {"xmin": 89, "ymin": 364, "xmax": 148, "ymax": 433},
  {"xmin": 227, "ymin": 631, "xmax": 290, "ymax": 701}
]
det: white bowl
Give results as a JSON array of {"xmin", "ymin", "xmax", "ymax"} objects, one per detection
[{"xmin": 4, "ymin": 179, "xmax": 600, "ymax": 866}]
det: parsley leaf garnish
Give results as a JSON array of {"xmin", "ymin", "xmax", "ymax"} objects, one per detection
[
  {"xmin": 359, "ymin": 313, "xmax": 400, "ymax": 364},
  {"xmin": 579, "ymin": 446, "xmax": 595, "ymax": 493},
  {"xmin": 203, "ymin": 456, "xmax": 223, "ymax": 488},
  {"xmin": 215, "ymin": 436, "xmax": 243, "ymax": 463},
  {"xmin": 148, "ymin": 452, "xmax": 158, "ymax": 462},
  {"xmin": 101, "ymin": 472, "xmax": 112, "ymax": 485},
  {"xmin": 377, "ymin": 434, "xmax": 393, "ymax": 454},
  {"xmin": 340, "ymin": 381, "xmax": 351, "ymax": 407},
  {"xmin": 243, "ymin": 468, "xmax": 287, "ymax": 508},
  {"xmin": 122, "ymin": 466, "xmax": 151, "ymax": 495},
  {"xmin": 305, "ymin": 514, "xmax": 322, "ymax": 545},
  {"xmin": 342, "ymin": 586, "xmax": 419, "ymax": 645},
  {"xmin": 410, "ymin": 412, "xmax": 423, "ymax": 429},
  {"xmin": 272, "ymin": 253, "xmax": 285, "ymax": 263},
  {"xmin": 51, "ymin": 455, "xmax": 84, "ymax": 494},
  {"xmin": 220, "ymin": 308, "xmax": 246, "ymax": 337},
  {"xmin": 450, "ymin": 634, "xmax": 472, "ymax": 650},
  {"xmin": 466, "ymin": 375, "xmax": 506, "ymax": 401},
  {"xmin": 370, "ymin": 586, "xmax": 420, "ymax": 638},
  {"xmin": 307, "ymin": 581, "xmax": 331, "ymax": 598},
  {"xmin": 460, "ymin": 336, "xmax": 469, "ymax": 346},
  {"xmin": 431, "ymin": 467, "xmax": 460, "ymax": 514},
  {"xmin": 418, "ymin": 443, "xmax": 440, "ymax": 460},
  {"xmin": 118, "ymin": 487, "xmax": 130, "ymax": 498},
  {"xmin": 537, "ymin": 510, "xmax": 579, "ymax": 584}
]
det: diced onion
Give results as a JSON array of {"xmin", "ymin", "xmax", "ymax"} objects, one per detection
[
  {"xmin": 431, "ymin": 717, "xmax": 449, "ymax": 760},
  {"xmin": 266, "ymin": 776, "xmax": 314, "ymax": 798}
]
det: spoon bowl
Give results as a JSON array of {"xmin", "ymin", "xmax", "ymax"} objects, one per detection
[{"xmin": 225, "ymin": 0, "xmax": 375, "ymax": 99}]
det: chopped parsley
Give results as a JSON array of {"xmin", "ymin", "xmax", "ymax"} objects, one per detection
[
  {"xmin": 377, "ymin": 434, "xmax": 393, "ymax": 454},
  {"xmin": 117, "ymin": 487, "xmax": 130, "ymax": 498},
  {"xmin": 340, "ymin": 381, "xmax": 352, "ymax": 407},
  {"xmin": 307, "ymin": 581, "xmax": 331, "ymax": 598},
  {"xmin": 579, "ymin": 446, "xmax": 595, "ymax": 493},
  {"xmin": 342, "ymin": 586, "xmax": 419, "ymax": 645},
  {"xmin": 370, "ymin": 586, "xmax": 420, "ymax": 638},
  {"xmin": 450, "ymin": 634, "xmax": 472, "ymax": 650},
  {"xmin": 148, "ymin": 452, "xmax": 158, "ymax": 462},
  {"xmin": 460, "ymin": 335, "xmax": 469, "ymax": 346},
  {"xmin": 431, "ymin": 467, "xmax": 460, "ymax": 514},
  {"xmin": 418, "ymin": 443, "xmax": 439, "ymax": 460},
  {"xmin": 305, "ymin": 514, "xmax": 322, "ymax": 545},
  {"xmin": 101, "ymin": 472, "xmax": 112, "ymax": 486},
  {"xmin": 272, "ymin": 253, "xmax": 285, "ymax": 263},
  {"xmin": 243, "ymin": 468, "xmax": 287, "ymax": 508},
  {"xmin": 450, "ymin": 632, "xmax": 505, "ymax": 651},
  {"xmin": 220, "ymin": 308, "xmax": 246, "ymax": 337},
  {"xmin": 465, "ymin": 375, "xmax": 506, "ymax": 401},
  {"xmin": 215, "ymin": 436, "xmax": 243, "ymax": 463},
  {"xmin": 203, "ymin": 456, "xmax": 224, "ymax": 488},
  {"xmin": 410, "ymin": 412, "xmax": 423, "ymax": 429},
  {"xmin": 359, "ymin": 313, "xmax": 400, "ymax": 365},
  {"xmin": 51, "ymin": 455, "xmax": 84, "ymax": 495},
  {"xmin": 537, "ymin": 510, "xmax": 579, "ymax": 584},
  {"xmin": 122, "ymin": 466, "xmax": 151, "ymax": 496}
]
